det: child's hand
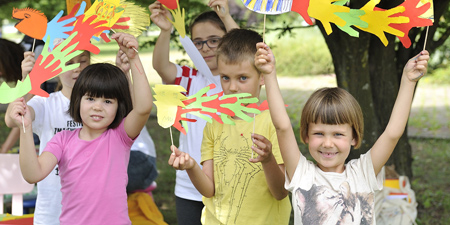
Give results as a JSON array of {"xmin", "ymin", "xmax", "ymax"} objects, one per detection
[
  {"xmin": 404, "ymin": 50, "xmax": 429, "ymax": 82},
  {"xmin": 21, "ymin": 51, "xmax": 35, "ymax": 79},
  {"xmin": 249, "ymin": 133, "xmax": 274, "ymax": 164},
  {"xmin": 8, "ymin": 98, "xmax": 32, "ymax": 129},
  {"xmin": 168, "ymin": 145, "xmax": 196, "ymax": 170},
  {"xmin": 115, "ymin": 49, "xmax": 130, "ymax": 74},
  {"xmin": 111, "ymin": 33, "xmax": 139, "ymax": 60},
  {"xmin": 149, "ymin": 1, "xmax": 173, "ymax": 32},
  {"xmin": 255, "ymin": 42, "xmax": 275, "ymax": 75},
  {"xmin": 209, "ymin": 0, "xmax": 230, "ymax": 18}
]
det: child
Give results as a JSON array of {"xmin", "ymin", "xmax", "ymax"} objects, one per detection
[
  {"xmin": 8, "ymin": 33, "xmax": 152, "ymax": 225},
  {"xmin": 255, "ymin": 41, "xmax": 429, "ymax": 224},
  {"xmin": 149, "ymin": 1, "xmax": 238, "ymax": 224},
  {"xmin": 169, "ymin": 29, "xmax": 291, "ymax": 225},
  {"xmin": 0, "ymin": 38, "xmax": 24, "ymax": 153}
]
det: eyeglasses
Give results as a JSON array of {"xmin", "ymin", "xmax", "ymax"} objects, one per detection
[{"xmin": 193, "ymin": 37, "xmax": 222, "ymax": 50}]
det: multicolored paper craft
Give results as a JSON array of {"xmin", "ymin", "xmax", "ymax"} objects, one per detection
[
  {"xmin": 153, "ymin": 84, "xmax": 269, "ymax": 135},
  {"xmin": 28, "ymin": 33, "xmax": 83, "ymax": 97},
  {"xmin": 158, "ymin": 0, "xmax": 178, "ymax": 10},
  {"xmin": 239, "ymin": 0, "xmax": 433, "ymax": 47},
  {"xmin": 0, "ymin": 77, "xmax": 32, "ymax": 104},
  {"xmin": 66, "ymin": 0, "xmax": 92, "ymax": 16}
]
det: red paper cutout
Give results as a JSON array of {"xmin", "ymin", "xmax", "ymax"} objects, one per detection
[
  {"xmin": 29, "ymin": 54, "xmax": 62, "ymax": 97},
  {"xmin": 63, "ymin": 14, "xmax": 110, "ymax": 54},
  {"xmin": 158, "ymin": 0, "xmax": 178, "ymax": 10},
  {"xmin": 386, "ymin": 0, "xmax": 432, "ymax": 48},
  {"xmin": 291, "ymin": 0, "xmax": 313, "ymax": 25},
  {"xmin": 12, "ymin": 8, "xmax": 48, "ymax": 40}
]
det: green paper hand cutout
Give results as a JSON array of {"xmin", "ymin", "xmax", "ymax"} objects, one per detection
[
  {"xmin": 333, "ymin": 0, "xmax": 368, "ymax": 37},
  {"xmin": 0, "ymin": 76, "xmax": 32, "ymax": 104}
]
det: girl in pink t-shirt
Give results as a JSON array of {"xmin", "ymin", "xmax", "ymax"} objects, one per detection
[{"xmin": 8, "ymin": 33, "xmax": 153, "ymax": 225}]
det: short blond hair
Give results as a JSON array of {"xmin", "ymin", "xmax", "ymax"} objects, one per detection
[{"xmin": 300, "ymin": 87, "xmax": 364, "ymax": 149}]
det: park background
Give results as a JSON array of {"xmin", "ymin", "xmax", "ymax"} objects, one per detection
[{"xmin": 0, "ymin": 0, "xmax": 449, "ymax": 224}]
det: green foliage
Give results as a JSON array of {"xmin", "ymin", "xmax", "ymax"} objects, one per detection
[
  {"xmin": 426, "ymin": 66, "xmax": 450, "ymax": 84},
  {"xmin": 411, "ymin": 138, "xmax": 450, "ymax": 224}
]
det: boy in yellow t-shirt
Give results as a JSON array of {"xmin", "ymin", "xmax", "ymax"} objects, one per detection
[{"xmin": 169, "ymin": 28, "xmax": 291, "ymax": 225}]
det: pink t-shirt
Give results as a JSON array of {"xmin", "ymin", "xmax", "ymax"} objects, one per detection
[{"xmin": 44, "ymin": 119, "xmax": 133, "ymax": 225}]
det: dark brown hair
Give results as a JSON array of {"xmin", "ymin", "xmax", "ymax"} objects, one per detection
[
  {"xmin": 69, "ymin": 63, "xmax": 132, "ymax": 129},
  {"xmin": 216, "ymin": 28, "xmax": 262, "ymax": 65},
  {"xmin": 300, "ymin": 87, "xmax": 364, "ymax": 149},
  {"xmin": 189, "ymin": 11, "xmax": 226, "ymax": 36},
  {"xmin": 0, "ymin": 38, "xmax": 24, "ymax": 83}
]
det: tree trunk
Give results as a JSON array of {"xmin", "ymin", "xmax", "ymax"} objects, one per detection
[{"xmin": 317, "ymin": 0, "xmax": 417, "ymax": 177}]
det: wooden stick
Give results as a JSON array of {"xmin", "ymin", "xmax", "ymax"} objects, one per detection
[
  {"xmin": 423, "ymin": 26, "xmax": 430, "ymax": 51},
  {"xmin": 252, "ymin": 113, "xmax": 256, "ymax": 158},
  {"xmin": 170, "ymin": 126, "xmax": 174, "ymax": 152},
  {"xmin": 263, "ymin": 14, "xmax": 266, "ymax": 43},
  {"xmin": 110, "ymin": 29, "xmax": 139, "ymax": 53},
  {"xmin": 31, "ymin": 39, "xmax": 36, "ymax": 53},
  {"xmin": 21, "ymin": 115, "xmax": 25, "ymax": 133}
]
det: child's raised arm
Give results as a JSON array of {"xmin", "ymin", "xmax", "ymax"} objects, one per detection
[
  {"xmin": 255, "ymin": 42, "xmax": 300, "ymax": 181},
  {"xmin": 149, "ymin": 1, "xmax": 178, "ymax": 84},
  {"xmin": 208, "ymin": 0, "xmax": 239, "ymax": 31},
  {"xmin": 111, "ymin": 33, "xmax": 153, "ymax": 139},
  {"xmin": 8, "ymin": 97, "xmax": 57, "ymax": 183},
  {"xmin": 371, "ymin": 50, "xmax": 429, "ymax": 175},
  {"xmin": 168, "ymin": 146, "xmax": 215, "ymax": 197}
]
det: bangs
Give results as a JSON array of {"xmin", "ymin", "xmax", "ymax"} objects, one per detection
[
  {"xmin": 310, "ymin": 98, "xmax": 353, "ymax": 125},
  {"xmin": 78, "ymin": 64, "xmax": 127, "ymax": 100}
]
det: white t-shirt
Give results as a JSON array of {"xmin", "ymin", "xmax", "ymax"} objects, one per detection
[
  {"xmin": 131, "ymin": 126, "xmax": 156, "ymax": 158},
  {"xmin": 172, "ymin": 65, "xmax": 221, "ymax": 201},
  {"xmin": 29, "ymin": 91, "xmax": 82, "ymax": 225},
  {"xmin": 286, "ymin": 150, "xmax": 384, "ymax": 225}
]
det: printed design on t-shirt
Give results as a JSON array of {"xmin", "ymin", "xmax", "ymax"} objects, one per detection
[
  {"xmin": 295, "ymin": 182, "xmax": 374, "ymax": 225},
  {"xmin": 53, "ymin": 120, "xmax": 82, "ymax": 135},
  {"xmin": 214, "ymin": 132, "xmax": 261, "ymax": 224}
]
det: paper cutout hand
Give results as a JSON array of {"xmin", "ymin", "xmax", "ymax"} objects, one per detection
[
  {"xmin": 0, "ymin": 77, "xmax": 32, "ymax": 104},
  {"xmin": 356, "ymin": 0, "xmax": 409, "ymax": 46},
  {"xmin": 65, "ymin": 15, "xmax": 109, "ymax": 54},
  {"xmin": 219, "ymin": 93, "xmax": 261, "ymax": 125},
  {"xmin": 29, "ymin": 34, "xmax": 82, "ymax": 97},
  {"xmin": 388, "ymin": 0, "xmax": 432, "ymax": 48},
  {"xmin": 333, "ymin": 0, "xmax": 368, "ymax": 37},
  {"xmin": 308, "ymin": 0, "xmax": 351, "ymax": 35},
  {"xmin": 44, "ymin": 10, "xmax": 76, "ymax": 50}
]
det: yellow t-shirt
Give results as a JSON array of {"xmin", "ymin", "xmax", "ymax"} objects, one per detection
[{"xmin": 201, "ymin": 110, "xmax": 291, "ymax": 225}]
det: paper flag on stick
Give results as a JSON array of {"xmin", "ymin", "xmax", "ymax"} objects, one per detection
[
  {"xmin": 12, "ymin": 8, "xmax": 48, "ymax": 40},
  {"xmin": 154, "ymin": 84, "xmax": 268, "ymax": 134},
  {"xmin": 418, "ymin": 0, "xmax": 433, "ymax": 21},
  {"xmin": 0, "ymin": 77, "xmax": 32, "ymax": 104},
  {"xmin": 387, "ymin": 0, "xmax": 432, "ymax": 48}
]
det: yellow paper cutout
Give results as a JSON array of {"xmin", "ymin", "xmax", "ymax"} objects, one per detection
[
  {"xmin": 84, "ymin": 0, "xmax": 126, "ymax": 28},
  {"xmin": 308, "ymin": 0, "xmax": 350, "ymax": 35},
  {"xmin": 418, "ymin": 0, "xmax": 433, "ymax": 21},
  {"xmin": 153, "ymin": 84, "xmax": 187, "ymax": 128},
  {"xmin": 165, "ymin": 0, "xmax": 186, "ymax": 38},
  {"xmin": 356, "ymin": 0, "xmax": 409, "ymax": 46}
]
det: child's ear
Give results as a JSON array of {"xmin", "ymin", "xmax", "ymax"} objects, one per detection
[
  {"xmin": 351, "ymin": 138, "xmax": 356, "ymax": 146},
  {"xmin": 304, "ymin": 136, "xmax": 309, "ymax": 144}
]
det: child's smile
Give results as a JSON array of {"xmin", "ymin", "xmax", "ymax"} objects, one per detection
[{"xmin": 306, "ymin": 122, "xmax": 356, "ymax": 173}]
